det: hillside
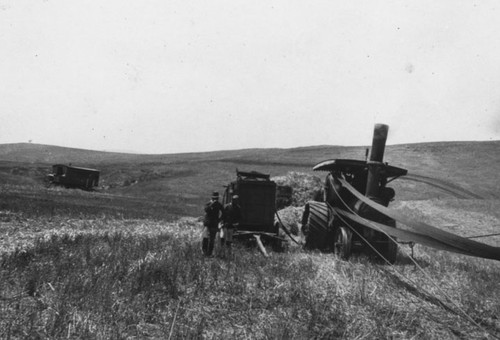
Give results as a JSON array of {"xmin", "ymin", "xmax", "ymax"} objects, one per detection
[
  {"xmin": 0, "ymin": 141, "xmax": 499, "ymax": 218},
  {"xmin": 1, "ymin": 141, "xmax": 500, "ymax": 339}
]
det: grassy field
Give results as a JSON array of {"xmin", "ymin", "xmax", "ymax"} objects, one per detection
[{"xmin": 0, "ymin": 141, "xmax": 499, "ymax": 339}]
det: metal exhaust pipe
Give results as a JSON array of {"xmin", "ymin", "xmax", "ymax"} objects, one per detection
[{"xmin": 365, "ymin": 124, "xmax": 389, "ymax": 199}]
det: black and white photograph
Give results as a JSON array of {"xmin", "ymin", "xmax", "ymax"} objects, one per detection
[{"xmin": 1, "ymin": 1, "xmax": 499, "ymax": 339}]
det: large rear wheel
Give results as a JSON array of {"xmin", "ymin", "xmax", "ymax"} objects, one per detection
[
  {"xmin": 334, "ymin": 226, "xmax": 352, "ymax": 260},
  {"xmin": 302, "ymin": 201, "xmax": 330, "ymax": 250}
]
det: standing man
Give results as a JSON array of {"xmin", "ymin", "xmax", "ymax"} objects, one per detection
[
  {"xmin": 202, "ymin": 191, "xmax": 224, "ymax": 256},
  {"xmin": 221, "ymin": 195, "xmax": 242, "ymax": 254}
]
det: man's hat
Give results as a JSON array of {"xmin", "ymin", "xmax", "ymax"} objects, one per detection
[{"xmin": 211, "ymin": 192, "xmax": 219, "ymax": 199}]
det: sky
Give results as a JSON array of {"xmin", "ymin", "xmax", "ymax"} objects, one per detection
[{"xmin": 1, "ymin": 0, "xmax": 500, "ymax": 154}]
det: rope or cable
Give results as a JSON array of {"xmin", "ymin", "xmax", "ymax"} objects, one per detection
[
  {"xmin": 329, "ymin": 181, "xmax": 498, "ymax": 339},
  {"xmin": 330, "ymin": 203, "xmax": 495, "ymax": 337},
  {"xmin": 467, "ymin": 232, "xmax": 500, "ymax": 239},
  {"xmin": 274, "ymin": 210, "xmax": 301, "ymax": 245}
]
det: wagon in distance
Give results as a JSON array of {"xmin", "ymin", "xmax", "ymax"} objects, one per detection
[{"xmin": 47, "ymin": 164, "xmax": 100, "ymax": 190}]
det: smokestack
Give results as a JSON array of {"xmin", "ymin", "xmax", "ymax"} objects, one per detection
[{"xmin": 365, "ymin": 124, "xmax": 389, "ymax": 199}]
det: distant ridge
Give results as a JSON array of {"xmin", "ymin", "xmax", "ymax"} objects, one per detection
[
  {"xmin": 0, "ymin": 143, "xmax": 142, "ymax": 164},
  {"xmin": 0, "ymin": 140, "xmax": 499, "ymax": 202},
  {"xmin": 0, "ymin": 140, "xmax": 499, "ymax": 166}
]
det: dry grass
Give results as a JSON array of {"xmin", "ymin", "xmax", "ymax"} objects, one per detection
[
  {"xmin": 1, "ymin": 205, "xmax": 500, "ymax": 339},
  {"xmin": 272, "ymin": 172, "xmax": 323, "ymax": 206},
  {"xmin": 275, "ymin": 206, "xmax": 304, "ymax": 237}
]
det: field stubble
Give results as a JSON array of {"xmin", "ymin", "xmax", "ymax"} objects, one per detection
[
  {"xmin": 1, "ymin": 205, "xmax": 500, "ymax": 339},
  {"xmin": 1, "ymin": 162, "xmax": 500, "ymax": 338}
]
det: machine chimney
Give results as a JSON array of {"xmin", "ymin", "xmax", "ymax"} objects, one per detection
[{"xmin": 365, "ymin": 124, "xmax": 389, "ymax": 199}]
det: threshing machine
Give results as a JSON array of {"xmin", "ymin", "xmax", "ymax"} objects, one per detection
[
  {"xmin": 302, "ymin": 124, "xmax": 500, "ymax": 263},
  {"xmin": 302, "ymin": 124, "xmax": 406, "ymax": 262}
]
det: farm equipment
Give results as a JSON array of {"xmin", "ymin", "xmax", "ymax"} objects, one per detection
[
  {"xmin": 222, "ymin": 170, "xmax": 289, "ymax": 254},
  {"xmin": 302, "ymin": 124, "xmax": 500, "ymax": 263},
  {"xmin": 47, "ymin": 164, "xmax": 100, "ymax": 190}
]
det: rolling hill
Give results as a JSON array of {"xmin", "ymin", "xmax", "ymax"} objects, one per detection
[{"xmin": 0, "ymin": 140, "xmax": 499, "ymax": 218}]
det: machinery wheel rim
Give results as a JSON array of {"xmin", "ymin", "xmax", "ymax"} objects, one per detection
[
  {"xmin": 334, "ymin": 227, "xmax": 351, "ymax": 259},
  {"xmin": 334, "ymin": 231, "xmax": 344, "ymax": 256}
]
